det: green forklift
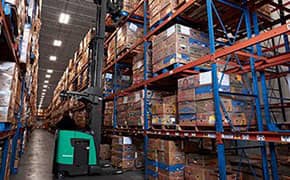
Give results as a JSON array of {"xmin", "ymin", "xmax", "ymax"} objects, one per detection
[{"xmin": 52, "ymin": 0, "xmax": 124, "ymax": 178}]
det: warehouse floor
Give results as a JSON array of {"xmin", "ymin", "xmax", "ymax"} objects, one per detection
[{"xmin": 11, "ymin": 129, "xmax": 144, "ymax": 180}]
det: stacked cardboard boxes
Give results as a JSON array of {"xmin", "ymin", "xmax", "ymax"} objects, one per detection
[
  {"xmin": 104, "ymin": 101, "xmax": 114, "ymax": 126},
  {"xmin": 111, "ymin": 136, "xmax": 136, "ymax": 170},
  {"xmin": 132, "ymin": 52, "xmax": 153, "ymax": 84},
  {"xmin": 126, "ymin": 90, "xmax": 164, "ymax": 126},
  {"xmin": 147, "ymin": 139, "xmax": 185, "ymax": 180},
  {"xmin": 147, "ymin": 138, "xmax": 159, "ymax": 180},
  {"xmin": 152, "ymin": 95, "xmax": 177, "ymax": 126},
  {"xmin": 0, "ymin": 62, "xmax": 19, "ymax": 124},
  {"xmin": 107, "ymin": 22, "xmax": 143, "ymax": 64},
  {"xmin": 117, "ymin": 96, "xmax": 128, "ymax": 126},
  {"xmin": 177, "ymin": 75, "xmax": 197, "ymax": 126},
  {"xmin": 152, "ymin": 24, "xmax": 209, "ymax": 73},
  {"xmin": 149, "ymin": 0, "xmax": 185, "ymax": 28},
  {"xmin": 99, "ymin": 144, "xmax": 111, "ymax": 160},
  {"xmin": 177, "ymin": 72, "xmax": 255, "ymax": 127}
]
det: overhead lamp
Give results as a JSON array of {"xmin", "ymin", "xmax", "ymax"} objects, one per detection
[
  {"xmin": 47, "ymin": 69, "xmax": 54, "ymax": 74},
  {"xmin": 44, "ymin": 80, "xmax": 49, "ymax": 84},
  {"xmin": 59, "ymin": 13, "xmax": 70, "ymax": 24},
  {"xmin": 53, "ymin": 40, "xmax": 62, "ymax": 47},
  {"xmin": 45, "ymin": 74, "xmax": 51, "ymax": 78},
  {"xmin": 43, "ymin": 85, "xmax": 48, "ymax": 88},
  {"xmin": 49, "ymin": 56, "xmax": 57, "ymax": 61},
  {"xmin": 42, "ymin": 89, "xmax": 47, "ymax": 92}
]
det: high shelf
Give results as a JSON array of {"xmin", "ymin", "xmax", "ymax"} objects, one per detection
[
  {"xmin": 0, "ymin": 0, "xmax": 41, "ymax": 179},
  {"xmin": 103, "ymin": 0, "xmax": 290, "ymax": 179}
]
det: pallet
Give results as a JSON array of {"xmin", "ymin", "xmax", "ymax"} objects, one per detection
[
  {"xmin": 150, "ymin": 12, "xmax": 173, "ymax": 31},
  {"xmin": 151, "ymin": 124, "xmax": 180, "ymax": 130},
  {"xmin": 153, "ymin": 63, "xmax": 185, "ymax": 77},
  {"xmin": 127, "ymin": 125, "xmax": 144, "ymax": 129},
  {"xmin": 0, "ymin": 122, "xmax": 12, "ymax": 132}
]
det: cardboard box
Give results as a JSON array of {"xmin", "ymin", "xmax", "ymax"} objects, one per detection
[
  {"xmin": 158, "ymin": 170, "xmax": 184, "ymax": 180},
  {"xmin": 99, "ymin": 144, "xmax": 111, "ymax": 160},
  {"xmin": 178, "ymin": 88, "xmax": 195, "ymax": 102},
  {"xmin": 111, "ymin": 150, "xmax": 135, "ymax": 160},
  {"xmin": 152, "ymin": 114, "xmax": 176, "ymax": 125},
  {"xmin": 158, "ymin": 139, "xmax": 182, "ymax": 152},
  {"xmin": 178, "ymin": 101, "xmax": 196, "ymax": 114},
  {"xmin": 158, "ymin": 151, "xmax": 185, "ymax": 165},
  {"xmin": 112, "ymin": 144, "xmax": 136, "ymax": 152}
]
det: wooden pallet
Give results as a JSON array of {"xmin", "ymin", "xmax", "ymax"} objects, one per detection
[{"xmin": 151, "ymin": 124, "xmax": 180, "ymax": 130}]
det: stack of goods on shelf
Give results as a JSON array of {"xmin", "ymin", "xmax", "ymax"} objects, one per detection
[
  {"xmin": 177, "ymin": 72, "xmax": 256, "ymax": 128},
  {"xmin": 147, "ymin": 138, "xmax": 159, "ymax": 180},
  {"xmin": 121, "ymin": 0, "xmax": 144, "ymax": 15},
  {"xmin": 111, "ymin": 136, "xmax": 136, "ymax": 170},
  {"xmin": 107, "ymin": 22, "xmax": 143, "ymax": 65},
  {"xmin": 104, "ymin": 101, "xmax": 114, "ymax": 126},
  {"xmin": 146, "ymin": 138, "xmax": 185, "ymax": 180},
  {"xmin": 132, "ymin": 52, "xmax": 153, "ymax": 84},
  {"xmin": 99, "ymin": 144, "xmax": 111, "ymax": 160},
  {"xmin": 126, "ymin": 90, "xmax": 165, "ymax": 127},
  {"xmin": 178, "ymin": 75, "xmax": 197, "ymax": 127},
  {"xmin": 185, "ymin": 153, "xmax": 239, "ymax": 180},
  {"xmin": 158, "ymin": 139, "xmax": 185, "ymax": 180},
  {"xmin": 117, "ymin": 96, "xmax": 128, "ymax": 127},
  {"xmin": 48, "ymin": 29, "xmax": 95, "ymax": 124},
  {"xmin": 148, "ymin": 0, "xmax": 185, "ymax": 28},
  {"xmin": 152, "ymin": 24, "xmax": 209, "ymax": 74},
  {"xmin": 152, "ymin": 95, "xmax": 177, "ymax": 126},
  {"xmin": 0, "ymin": 62, "xmax": 20, "ymax": 126},
  {"xmin": 116, "ymin": 71, "xmax": 132, "ymax": 91}
]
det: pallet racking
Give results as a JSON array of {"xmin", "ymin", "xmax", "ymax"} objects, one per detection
[
  {"xmin": 0, "ymin": 1, "xmax": 41, "ymax": 179},
  {"xmin": 103, "ymin": 0, "xmax": 290, "ymax": 179}
]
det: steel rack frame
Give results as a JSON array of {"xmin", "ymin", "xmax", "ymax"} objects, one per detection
[{"xmin": 103, "ymin": 1, "xmax": 290, "ymax": 179}]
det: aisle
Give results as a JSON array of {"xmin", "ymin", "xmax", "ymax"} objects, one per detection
[
  {"xmin": 10, "ymin": 129, "xmax": 144, "ymax": 180},
  {"xmin": 11, "ymin": 129, "xmax": 54, "ymax": 180}
]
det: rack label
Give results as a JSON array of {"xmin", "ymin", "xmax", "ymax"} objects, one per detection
[{"xmin": 257, "ymin": 135, "xmax": 265, "ymax": 141}]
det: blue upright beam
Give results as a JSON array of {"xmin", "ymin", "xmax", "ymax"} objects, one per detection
[
  {"xmin": 243, "ymin": 5, "xmax": 270, "ymax": 180},
  {"xmin": 252, "ymin": 12, "xmax": 279, "ymax": 180},
  {"xmin": 113, "ymin": 34, "xmax": 118, "ymax": 129},
  {"xmin": 206, "ymin": 1, "xmax": 227, "ymax": 179},
  {"xmin": 10, "ymin": 78, "xmax": 25, "ymax": 174},
  {"xmin": 0, "ymin": 138, "xmax": 10, "ymax": 180},
  {"xmin": 143, "ymin": 0, "xmax": 149, "ymax": 179}
]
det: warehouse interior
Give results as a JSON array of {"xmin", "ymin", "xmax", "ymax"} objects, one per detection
[{"xmin": 0, "ymin": 0, "xmax": 290, "ymax": 180}]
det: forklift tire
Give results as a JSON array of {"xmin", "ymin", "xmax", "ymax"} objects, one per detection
[
  {"xmin": 114, "ymin": 170, "xmax": 123, "ymax": 175},
  {"xmin": 56, "ymin": 171, "xmax": 65, "ymax": 180}
]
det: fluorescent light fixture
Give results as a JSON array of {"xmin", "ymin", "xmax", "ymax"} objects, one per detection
[
  {"xmin": 47, "ymin": 69, "xmax": 54, "ymax": 74},
  {"xmin": 43, "ymin": 85, "xmax": 48, "ymax": 88},
  {"xmin": 49, "ymin": 56, "xmax": 57, "ymax": 61},
  {"xmin": 42, "ymin": 89, "xmax": 47, "ymax": 92},
  {"xmin": 44, "ymin": 80, "xmax": 49, "ymax": 84},
  {"xmin": 53, "ymin": 40, "xmax": 62, "ymax": 47},
  {"xmin": 45, "ymin": 74, "xmax": 51, "ymax": 78},
  {"xmin": 41, "ymin": 92, "xmax": 46, "ymax": 95},
  {"xmin": 59, "ymin": 13, "xmax": 70, "ymax": 24}
]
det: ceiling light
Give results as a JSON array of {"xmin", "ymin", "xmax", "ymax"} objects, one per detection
[
  {"xmin": 53, "ymin": 40, "xmax": 62, "ymax": 47},
  {"xmin": 49, "ymin": 56, "xmax": 57, "ymax": 61},
  {"xmin": 41, "ymin": 92, "xmax": 46, "ymax": 95},
  {"xmin": 59, "ymin": 13, "xmax": 70, "ymax": 24},
  {"xmin": 42, "ymin": 89, "xmax": 47, "ymax": 92},
  {"xmin": 44, "ymin": 80, "xmax": 49, "ymax": 84},
  {"xmin": 45, "ymin": 74, "xmax": 51, "ymax": 78},
  {"xmin": 47, "ymin": 69, "xmax": 54, "ymax": 74},
  {"xmin": 43, "ymin": 85, "xmax": 48, "ymax": 88}
]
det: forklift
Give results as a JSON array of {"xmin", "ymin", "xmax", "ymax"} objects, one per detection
[{"xmin": 52, "ymin": 0, "xmax": 123, "ymax": 178}]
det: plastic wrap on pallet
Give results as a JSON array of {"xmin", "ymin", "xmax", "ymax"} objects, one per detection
[{"xmin": 19, "ymin": 24, "xmax": 32, "ymax": 64}]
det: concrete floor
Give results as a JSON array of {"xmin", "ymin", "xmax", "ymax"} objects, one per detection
[{"xmin": 11, "ymin": 129, "xmax": 144, "ymax": 180}]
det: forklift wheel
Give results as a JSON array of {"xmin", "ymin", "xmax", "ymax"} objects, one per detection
[
  {"xmin": 114, "ymin": 170, "xmax": 123, "ymax": 175},
  {"xmin": 56, "ymin": 171, "xmax": 65, "ymax": 179}
]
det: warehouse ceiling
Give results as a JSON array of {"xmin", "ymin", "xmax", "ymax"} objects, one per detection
[{"xmin": 38, "ymin": 0, "xmax": 96, "ymax": 109}]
